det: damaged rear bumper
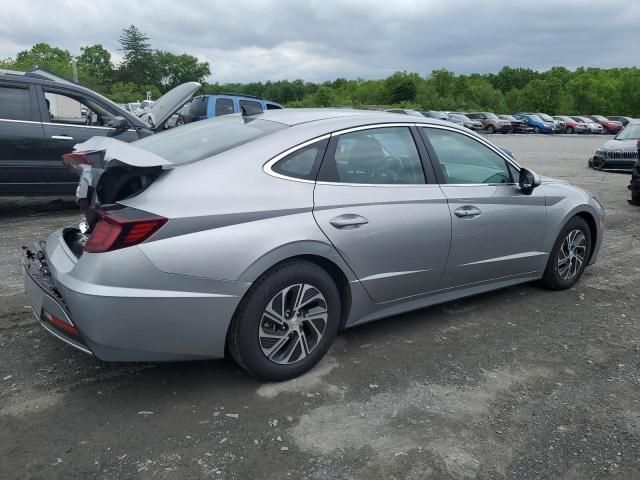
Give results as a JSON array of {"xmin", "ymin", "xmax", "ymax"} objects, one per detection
[{"xmin": 22, "ymin": 232, "xmax": 250, "ymax": 362}]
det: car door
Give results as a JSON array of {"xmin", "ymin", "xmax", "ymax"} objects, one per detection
[
  {"xmin": 419, "ymin": 125, "xmax": 547, "ymax": 289},
  {"xmin": 0, "ymin": 81, "xmax": 49, "ymax": 195},
  {"xmin": 37, "ymin": 85, "xmax": 139, "ymax": 195},
  {"xmin": 313, "ymin": 125, "xmax": 452, "ymax": 303}
]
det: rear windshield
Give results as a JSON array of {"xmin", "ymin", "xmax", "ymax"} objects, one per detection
[{"xmin": 134, "ymin": 116, "xmax": 287, "ymax": 165}]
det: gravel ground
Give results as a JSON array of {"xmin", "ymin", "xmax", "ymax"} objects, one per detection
[{"xmin": 1, "ymin": 134, "xmax": 638, "ymax": 480}]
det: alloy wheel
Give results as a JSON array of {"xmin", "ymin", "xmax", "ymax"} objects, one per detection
[
  {"xmin": 258, "ymin": 284, "xmax": 328, "ymax": 365},
  {"xmin": 557, "ymin": 229, "xmax": 587, "ymax": 280}
]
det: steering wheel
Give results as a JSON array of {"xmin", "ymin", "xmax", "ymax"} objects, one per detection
[{"xmin": 371, "ymin": 155, "xmax": 404, "ymax": 183}]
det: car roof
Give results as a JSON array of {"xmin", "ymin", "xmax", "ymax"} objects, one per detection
[{"xmin": 252, "ymin": 108, "xmax": 449, "ymax": 127}]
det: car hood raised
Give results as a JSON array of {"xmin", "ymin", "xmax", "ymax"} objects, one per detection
[{"xmin": 140, "ymin": 82, "xmax": 201, "ymax": 130}]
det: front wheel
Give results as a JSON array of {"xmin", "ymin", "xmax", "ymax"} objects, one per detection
[
  {"xmin": 566, "ymin": 127, "xmax": 574, "ymax": 134},
  {"xmin": 227, "ymin": 260, "xmax": 341, "ymax": 381},
  {"xmin": 533, "ymin": 126, "xmax": 540, "ymax": 134},
  {"xmin": 486, "ymin": 125, "xmax": 496, "ymax": 134},
  {"xmin": 541, "ymin": 217, "xmax": 591, "ymax": 290}
]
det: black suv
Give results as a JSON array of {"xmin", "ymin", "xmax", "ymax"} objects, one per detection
[{"xmin": 0, "ymin": 70, "xmax": 198, "ymax": 196}]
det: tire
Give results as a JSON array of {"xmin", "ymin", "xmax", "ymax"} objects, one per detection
[
  {"xmin": 566, "ymin": 127, "xmax": 574, "ymax": 134},
  {"xmin": 177, "ymin": 116, "xmax": 185, "ymax": 126},
  {"xmin": 533, "ymin": 126, "xmax": 540, "ymax": 134},
  {"xmin": 486, "ymin": 125, "xmax": 496, "ymax": 134},
  {"xmin": 540, "ymin": 217, "xmax": 591, "ymax": 290},
  {"xmin": 227, "ymin": 260, "xmax": 341, "ymax": 381}
]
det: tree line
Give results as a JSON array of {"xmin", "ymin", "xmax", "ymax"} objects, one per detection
[{"xmin": 1, "ymin": 26, "xmax": 638, "ymax": 116}]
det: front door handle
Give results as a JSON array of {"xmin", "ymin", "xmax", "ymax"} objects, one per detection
[
  {"xmin": 454, "ymin": 205, "xmax": 482, "ymax": 218},
  {"xmin": 51, "ymin": 135, "xmax": 74, "ymax": 141},
  {"xmin": 329, "ymin": 214, "xmax": 369, "ymax": 229}
]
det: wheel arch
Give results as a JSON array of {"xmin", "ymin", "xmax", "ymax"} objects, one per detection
[
  {"xmin": 574, "ymin": 210, "xmax": 599, "ymax": 263},
  {"xmin": 237, "ymin": 242, "xmax": 355, "ymax": 329}
]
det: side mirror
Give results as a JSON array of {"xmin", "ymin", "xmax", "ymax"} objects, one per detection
[
  {"xmin": 111, "ymin": 116, "xmax": 129, "ymax": 131},
  {"xmin": 519, "ymin": 168, "xmax": 541, "ymax": 195}
]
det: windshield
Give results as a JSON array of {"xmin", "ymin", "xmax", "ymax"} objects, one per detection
[
  {"xmin": 134, "ymin": 116, "xmax": 287, "ymax": 165},
  {"xmin": 501, "ymin": 115, "xmax": 515, "ymax": 121},
  {"xmin": 528, "ymin": 115, "xmax": 542, "ymax": 122},
  {"xmin": 615, "ymin": 123, "xmax": 640, "ymax": 140},
  {"xmin": 484, "ymin": 113, "xmax": 498, "ymax": 119},
  {"xmin": 538, "ymin": 113, "xmax": 554, "ymax": 122},
  {"xmin": 591, "ymin": 115, "xmax": 607, "ymax": 122}
]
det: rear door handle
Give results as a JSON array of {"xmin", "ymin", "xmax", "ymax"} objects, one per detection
[
  {"xmin": 454, "ymin": 205, "xmax": 482, "ymax": 218},
  {"xmin": 329, "ymin": 214, "xmax": 369, "ymax": 229},
  {"xmin": 51, "ymin": 135, "xmax": 74, "ymax": 141}
]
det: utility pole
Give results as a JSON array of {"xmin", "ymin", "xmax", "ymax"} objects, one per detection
[{"xmin": 71, "ymin": 59, "xmax": 78, "ymax": 83}]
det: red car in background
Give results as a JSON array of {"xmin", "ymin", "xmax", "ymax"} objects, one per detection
[
  {"xmin": 553, "ymin": 116, "xmax": 589, "ymax": 134},
  {"xmin": 588, "ymin": 115, "xmax": 623, "ymax": 134}
]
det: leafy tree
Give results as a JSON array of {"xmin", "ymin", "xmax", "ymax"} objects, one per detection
[
  {"xmin": 155, "ymin": 51, "xmax": 210, "ymax": 92},
  {"xmin": 11, "ymin": 43, "xmax": 73, "ymax": 78},
  {"xmin": 384, "ymin": 72, "xmax": 418, "ymax": 104},
  {"xmin": 77, "ymin": 44, "xmax": 113, "ymax": 91},
  {"xmin": 118, "ymin": 25, "xmax": 156, "ymax": 85}
]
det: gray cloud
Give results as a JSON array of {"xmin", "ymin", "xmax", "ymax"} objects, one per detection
[{"xmin": 1, "ymin": 0, "xmax": 638, "ymax": 83}]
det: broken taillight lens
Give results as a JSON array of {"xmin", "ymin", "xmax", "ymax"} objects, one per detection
[{"xmin": 84, "ymin": 206, "xmax": 167, "ymax": 253}]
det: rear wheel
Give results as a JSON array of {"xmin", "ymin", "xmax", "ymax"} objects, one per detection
[
  {"xmin": 541, "ymin": 217, "xmax": 591, "ymax": 290},
  {"xmin": 566, "ymin": 126, "xmax": 574, "ymax": 134},
  {"xmin": 228, "ymin": 260, "xmax": 341, "ymax": 381},
  {"xmin": 486, "ymin": 125, "xmax": 496, "ymax": 134}
]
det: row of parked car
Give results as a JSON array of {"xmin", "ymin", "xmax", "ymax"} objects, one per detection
[
  {"xmin": 0, "ymin": 68, "xmax": 282, "ymax": 196},
  {"xmin": 386, "ymin": 109, "xmax": 636, "ymax": 135}
]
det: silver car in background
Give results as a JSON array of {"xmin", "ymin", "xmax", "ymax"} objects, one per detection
[{"xmin": 23, "ymin": 109, "xmax": 604, "ymax": 380}]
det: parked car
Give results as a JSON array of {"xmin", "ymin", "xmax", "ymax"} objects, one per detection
[
  {"xmin": 166, "ymin": 103, "xmax": 191, "ymax": 129},
  {"xmin": 466, "ymin": 112, "xmax": 512, "ymax": 133},
  {"xmin": 386, "ymin": 108, "xmax": 424, "ymax": 117},
  {"xmin": 134, "ymin": 99, "xmax": 155, "ymax": 116},
  {"xmin": 587, "ymin": 115, "xmax": 623, "ymax": 134},
  {"xmin": 182, "ymin": 94, "xmax": 283, "ymax": 124},
  {"xmin": 553, "ymin": 116, "xmax": 589, "ymax": 134},
  {"xmin": 447, "ymin": 113, "xmax": 483, "ymax": 131},
  {"xmin": 536, "ymin": 113, "xmax": 565, "ymax": 133},
  {"xmin": 629, "ymin": 140, "xmax": 640, "ymax": 205},
  {"xmin": 607, "ymin": 116, "xmax": 635, "ymax": 127},
  {"xmin": 23, "ymin": 109, "xmax": 604, "ymax": 381},
  {"xmin": 589, "ymin": 121, "xmax": 640, "ymax": 171},
  {"xmin": 571, "ymin": 116, "xmax": 605, "ymax": 134},
  {"xmin": 125, "ymin": 102, "xmax": 141, "ymax": 112},
  {"xmin": 418, "ymin": 111, "xmax": 464, "ymax": 127},
  {"xmin": 0, "ymin": 70, "xmax": 200, "ymax": 196},
  {"xmin": 499, "ymin": 115, "xmax": 534, "ymax": 133},
  {"xmin": 514, "ymin": 114, "xmax": 555, "ymax": 134}
]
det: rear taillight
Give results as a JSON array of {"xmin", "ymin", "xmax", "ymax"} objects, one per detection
[{"xmin": 84, "ymin": 206, "xmax": 167, "ymax": 253}]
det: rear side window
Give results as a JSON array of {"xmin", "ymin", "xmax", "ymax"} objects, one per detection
[
  {"xmin": 215, "ymin": 98, "xmax": 234, "ymax": 116},
  {"xmin": 134, "ymin": 116, "xmax": 287, "ymax": 165},
  {"xmin": 239, "ymin": 100, "xmax": 263, "ymax": 114},
  {"xmin": 0, "ymin": 85, "xmax": 33, "ymax": 121},
  {"xmin": 189, "ymin": 97, "xmax": 208, "ymax": 117},
  {"xmin": 271, "ymin": 139, "xmax": 328, "ymax": 180}
]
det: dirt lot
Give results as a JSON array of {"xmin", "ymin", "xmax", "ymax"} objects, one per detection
[{"xmin": 1, "ymin": 134, "xmax": 638, "ymax": 479}]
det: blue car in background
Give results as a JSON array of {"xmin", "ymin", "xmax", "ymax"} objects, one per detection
[
  {"xmin": 514, "ymin": 114, "xmax": 555, "ymax": 134},
  {"xmin": 182, "ymin": 93, "xmax": 283, "ymax": 123}
]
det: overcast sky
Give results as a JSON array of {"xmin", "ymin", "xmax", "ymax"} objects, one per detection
[{"xmin": 1, "ymin": 1, "xmax": 639, "ymax": 83}]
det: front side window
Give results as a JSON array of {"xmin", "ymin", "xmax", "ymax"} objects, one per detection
[
  {"xmin": 215, "ymin": 98, "xmax": 235, "ymax": 116},
  {"xmin": 0, "ymin": 85, "xmax": 33, "ymax": 121},
  {"xmin": 44, "ymin": 90, "xmax": 114, "ymax": 127},
  {"xmin": 189, "ymin": 97, "xmax": 208, "ymax": 117},
  {"xmin": 318, "ymin": 127, "xmax": 425, "ymax": 185},
  {"xmin": 424, "ymin": 128, "xmax": 512, "ymax": 184},
  {"xmin": 271, "ymin": 139, "xmax": 328, "ymax": 180}
]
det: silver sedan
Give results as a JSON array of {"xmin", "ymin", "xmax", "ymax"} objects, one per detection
[{"xmin": 23, "ymin": 109, "xmax": 605, "ymax": 380}]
